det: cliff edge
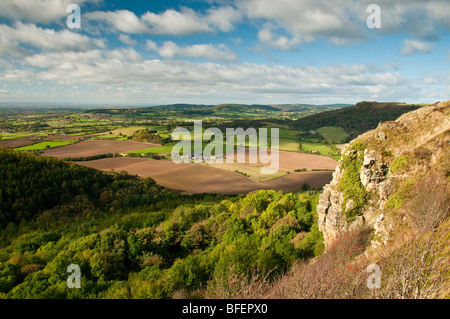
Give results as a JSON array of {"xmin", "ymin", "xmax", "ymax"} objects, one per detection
[{"xmin": 317, "ymin": 100, "xmax": 450, "ymax": 252}]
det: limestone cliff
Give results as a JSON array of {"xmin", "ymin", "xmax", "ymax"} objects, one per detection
[{"xmin": 317, "ymin": 101, "xmax": 450, "ymax": 251}]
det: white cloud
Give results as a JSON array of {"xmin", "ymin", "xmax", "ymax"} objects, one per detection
[
  {"xmin": 230, "ymin": 38, "xmax": 242, "ymax": 46},
  {"xmin": 423, "ymin": 77, "xmax": 438, "ymax": 84},
  {"xmin": 118, "ymin": 34, "xmax": 137, "ymax": 46},
  {"xmin": 104, "ymin": 48, "xmax": 142, "ymax": 62},
  {"xmin": 142, "ymin": 8, "xmax": 211, "ymax": 35},
  {"xmin": 0, "ymin": 0, "xmax": 447, "ymax": 105},
  {"xmin": 257, "ymin": 26, "xmax": 302, "ymax": 51},
  {"xmin": 0, "ymin": 22, "xmax": 104, "ymax": 57},
  {"xmin": 147, "ymin": 41, "xmax": 237, "ymax": 62},
  {"xmin": 400, "ymin": 39, "xmax": 434, "ymax": 55},
  {"xmin": 87, "ymin": 8, "xmax": 212, "ymax": 35},
  {"xmin": 427, "ymin": 1, "xmax": 450, "ymax": 29},
  {"xmin": 0, "ymin": 0, "xmax": 97, "ymax": 23},
  {"xmin": 238, "ymin": 0, "xmax": 366, "ymax": 45},
  {"xmin": 87, "ymin": 6, "xmax": 242, "ymax": 36},
  {"xmin": 357, "ymin": 0, "xmax": 450, "ymax": 39},
  {"xmin": 238, "ymin": 0, "xmax": 450, "ymax": 47},
  {"xmin": 23, "ymin": 48, "xmax": 142, "ymax": 69},
  {"xmin": 86, "ymin": 10, "xmax": 149, "ymax": 34},
  {"xmin": 3, "ymin": 47, "xmax": 424, "ymax": 104},
  {"xmin": 205, "ymin": 6, "xmax": 243, "ymax": 32}
]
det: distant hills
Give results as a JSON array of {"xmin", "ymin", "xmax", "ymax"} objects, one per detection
[
  {"xmin": 212, "ymin": 104, "xmax": 281, "ymax": 112},
  {"xmin": 291, "ymin": 101, "xmax": 424, "ymax": 141},
  {"xmin": 150, "ymin": 103, "xmax": 348, "ymax": 113},
  {"xmin": 83, "ymin": 103, "xmax": 349, "ymax": 121},
  {"xmin": 81, "ymin": 101, "xmax": 427, "ymax": 144},
  {"xmin": 272, "ymin": 103, "xmax": 352, "ymax": 112}
]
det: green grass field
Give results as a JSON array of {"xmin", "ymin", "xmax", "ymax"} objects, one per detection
[
  {"xmin": 15, "ymin": 140, "xmax": 77, "ymax": 151},
  {"xmin": 300, "ymin": 138, "xmax": 335, "ymax": 155},
  {"xmin": 128, "ymin": 142, "xmax": 178, "ymax": 154},
  {"xmin": 130, "ymin": 141, "xmax": 232, "ymax": 155},
  {"xmin": 278, "ymin": 128, "xmax": 300, "ymax": 140},
  {"xmin": 131, "ymin": 127, "xmax": 303, "ymax": 155},
  {"xmin": 273, "ymin": 128, "xmax": 301, "ymax": 151},
  {"xmin": 0, "ymin": 132, "xmax": 46, "ymax": 140},
  {"xmin": 317, "ymin": 126, "xmax": 349, "ymax": 144},
  {"xmin": 279, "ymin": 138, "xmax": 300, "ymax": 151}
]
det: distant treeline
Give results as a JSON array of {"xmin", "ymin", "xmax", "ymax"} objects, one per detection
[
  {"xmin": 126, "ymin": 152, "xmax": 165, "ymax": 160},
  {"xmin": 131, "ymin": 129, "xmax": 170, "ymax": 145},
  {"xmin": 63, "ymin": 153, "xmax": 119, "ymax": 162}
]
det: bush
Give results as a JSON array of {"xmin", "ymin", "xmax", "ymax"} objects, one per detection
[
  {"xmin": 0, "ymin": 262, "xmax": 18, "ymax": 293},
  {"xmin": 404, "ymin": 173, "xmax": 449, "ymax": 233},
  {"xmin": 181, "ymin": 222, "xmax": 211, "ymax": 251},
  {"xmin": 295, "ymin": 224, "xmax": 325, "ymax": 258},
  {"xmin": 204, "ymin": 265, "xmax": 273, "ymax": 299},
  {"xmin": 164, "ymin": 254, "xmax": 212, "ymax": 294},
  {"xmin": 208, "ymin": 231, "xmax": 368, "ymax": 299},
  {"xmin": 374, "ymin": 221, "xmax": 450, "ymax": 299}
]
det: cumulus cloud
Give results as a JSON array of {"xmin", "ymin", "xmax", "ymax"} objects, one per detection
[
  {"xmin": 2, "ymin": 47, "xmax": 419, "ymax": 104},
  {"xmin": 205, "ymin": 6, "xmax": 243, "ymax": 32},
  {"xmin": 257, "ymin": 26, "xmax": 302, "ymax": 51},
  {"xmin": 400, "ymin": 39, "xmax": 434, "ymax": 55},
  {"xmin": 427, "ymin": 1, "xmax": 450, "ymax": 29},
  {"xmin": 86, "ymin": 10, "xmax": 150, "ymax": 34},
  {"xmin": 87, "ymin": 6, "xmax": 242, "ymax": 35},
  {"xmin": 142, "ymin": 8, "xmax": 211, "ymax": 35},
  {"xmin": 118, "ymin": 34, "xmax": 137, "ymax": 46},
  {"xmin": 357, "ymin": 0, "xmax": 450, "ymax": 39},
  {"xmin": 0, "ymin": 0, "xmax": 447, "ymax": 104},
  {"xmin": 146, "ymin": 41, "xmax": 237, "ymax": 62},
  {"xmin": 0, "ymin": 0, "xmax": 97, "ymax": 23},
  {"xmin": 0, "ymin": 22, "xmax": 104, "ymax": 57},
  {"xmin": 238, "ymin": 0, "xmax": 450, "ymax": 47},
  {"xmin": 23, "ymin": 48, "xmax": 142, "ymax": 71},
  {"xmin": 238, "ymin": 0, "xmax": 366, "ymax": 45}
]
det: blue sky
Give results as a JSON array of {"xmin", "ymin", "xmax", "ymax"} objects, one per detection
[{"xmin": 0, "ymin": 0, "xmax": 449, "ymax": 106}]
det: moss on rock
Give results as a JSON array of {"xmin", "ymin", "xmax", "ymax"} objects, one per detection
[{"xmin": 338, "ymin": 142, "xmax": 368, "ymax": 220}]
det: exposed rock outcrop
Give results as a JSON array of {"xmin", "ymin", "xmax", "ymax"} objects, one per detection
[
  {"xmin": 317, "ymin": 101, "xmax": 450, "ymax": 251},
  {"xmin": 317, "ymin": 148, "xmax": 389, "ymax": 248}
]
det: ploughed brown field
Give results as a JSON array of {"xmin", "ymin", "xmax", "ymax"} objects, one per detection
[
  {"xmin": 226, "ymin": 148, "xmax": 337, "ymax": 171},
  {"xmin": 40, "ymin": 140, "xmax": 158, "ymax": 158},
  {"xmin": 0, "ymin": 134, "xmax": 100, "ymax": 148},
  {"xmin": 6, "ymin": 138, "xmax": 337, "ymax": 194},
  {"xmin": 76, "ymin": 157, "xmax": 335, "ymax": 195},
  {"xmin": 41, "ymin": 134, "xmax": 100, "ymax": 141},
  {"xmin": 0, "ymin": 137, "xmax": 38, "ymax": 148}
]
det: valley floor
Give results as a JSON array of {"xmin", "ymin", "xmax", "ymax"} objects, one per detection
[
  {"xmin": 28, "ymin": 138, "xmax": 338, "ymax": 194},
  {"xmin": 76, "ymin": 157, "xmax": 334, "ymax": 194}
]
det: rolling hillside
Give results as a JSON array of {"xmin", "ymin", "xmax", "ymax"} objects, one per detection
[
  {"xmin": 0, "ymin": 147, "xmax": 168, "ymax": 228},
  {"xmin": 292, "ymin": 101, "xmax": 424, "ymax": 140}
]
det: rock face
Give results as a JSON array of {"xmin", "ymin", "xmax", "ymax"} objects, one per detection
[
  {"xmin": 317, "ymin": 147, "xmax": 390, "ymax": 249},
  {"xmin": 317, "ymin": 101, "xmax": 450, "ymax": 251},
  {"xmin": 360, "ymin": 150, "xmax": 389, "ymax": 189}
]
